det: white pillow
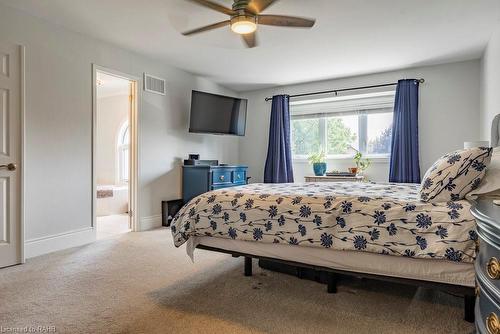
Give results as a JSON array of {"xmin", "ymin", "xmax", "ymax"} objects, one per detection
[
  {"xmin": 466, "ymin": 147, "xmax": 500, "ymax": 199},
  {"xmin": 419, "ymin": 146, "xmax": 493, "ymax": 202}
]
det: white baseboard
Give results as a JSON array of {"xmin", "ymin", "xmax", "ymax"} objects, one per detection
[
  {"xmin": 25, "ymin": 227, "xmax": 96, "ymax": 258},
  {"xmin": 139, "ymin": 215, "xmax": 162, "ymax": 231},
  {"xmin": 25, "ymin": 216, "xmax": 163, "ymax": 257}
]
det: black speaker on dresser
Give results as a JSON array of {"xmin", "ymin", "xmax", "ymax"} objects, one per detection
[{"xmin": 183, "ymin": 159, "xmax": 219, "ymax": 166}]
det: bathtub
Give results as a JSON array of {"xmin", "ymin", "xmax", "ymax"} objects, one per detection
[{"xmin": 96, "ymin": 185, "xmax": 128, "ymax": 216}]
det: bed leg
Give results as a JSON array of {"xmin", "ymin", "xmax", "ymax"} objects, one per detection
[
  {"xmin": 244, "ymin": 257, "xmax": 252, "ymax": 276},
  {"xmin": 327, "ymin": 272, "xmax": 337, "ymax": 294},
  {"xmin": 464, "ymin": 294, "xmax": 475, "ymax": 323}
]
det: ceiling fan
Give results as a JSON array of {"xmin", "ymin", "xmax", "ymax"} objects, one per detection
[{"xmin": 182, "ymin": 0, "xmax": 316, "ymax": 48}]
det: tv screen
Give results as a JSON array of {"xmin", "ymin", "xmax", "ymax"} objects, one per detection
[{"xmin": 189, "ymin": 90, "xmax": 247, "ymax": 136}]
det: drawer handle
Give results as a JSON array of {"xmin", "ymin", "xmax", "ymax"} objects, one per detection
[
  {"xmin": 487, "ymin": 257, "xmax": 500, "ymax": 280},
  {"xmin": 219, "ymin": 175, "xmax": 225, "ymax": 181},
  {"xmin": 487, "ymin": 312, "xmax": 500, "ymax": 334}
]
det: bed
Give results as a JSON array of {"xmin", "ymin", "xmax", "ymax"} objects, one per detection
[
  {"xmin": 169, "ymin": 116, "xmax": 500, "ymax": 324},
  {"xmin": 171, "ymin": 181, "xmax": 479, "ymax": 320},
  {"xmin": 173, "ymin": 182, "xmax": 477, "ymax": 266}
]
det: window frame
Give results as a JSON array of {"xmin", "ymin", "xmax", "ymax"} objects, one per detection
[
  {"xmin": 117, "ymin": 120, "xmax": 129, "ymax": 184},
  {"xmin": 290, "ymin": 91, "xmax": 395, "ymax": 161}
]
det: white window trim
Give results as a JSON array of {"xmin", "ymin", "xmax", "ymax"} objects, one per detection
[
  {"xmin": 290, "ymin": 91, "xmax": 394, "ymax": 161},
  {"xmin": 117, "ymin": 120, "xmax": 129, "ymax": 184},
  {"xmin": 292, "ymin": 155, "xmax": 390, "ymax": 163},
  {"xmin": 118, "ymin": 145, "xmax": 129, "ymax": 182}
]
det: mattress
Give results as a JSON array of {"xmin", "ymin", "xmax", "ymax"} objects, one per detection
[
  {"xmin": 172, "ymin": 182, "xmax": 477, "ymax": 263},
  {"xmin": 189, "ymin": 236, "xmax": 475, "ymax": 287}
]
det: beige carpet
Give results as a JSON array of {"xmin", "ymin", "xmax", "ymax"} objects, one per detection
[
  {"xmin": 96, "ymin": 214, "xmax": 130, "ymax": 240},
  {"xmin": 0, "ymin": 228, "xmax": 474, "ymax": 334}
]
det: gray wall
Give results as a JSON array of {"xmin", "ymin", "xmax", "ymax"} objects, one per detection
[
  {"xmin": 0, "ymin": 4, "xmax": 240, "ymax": 241},
  {"xmin": 240, "ymin": 60, "xmax": 481, "ymax": 183},
  {"xmin": 480, "ymin": 25, "xmax": 500, "ymax": 143},
  {"xmin": 0, "ymin": 2, "xmax": 487, "ymax": 249}
]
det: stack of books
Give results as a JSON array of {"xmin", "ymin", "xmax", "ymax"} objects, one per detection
[{"xmin": 325, "ymin": 172, "xmax": 356, "ymax": 177}]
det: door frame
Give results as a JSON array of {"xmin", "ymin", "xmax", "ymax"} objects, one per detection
[
  {"xmin": 20, "ymin": 45, "xmax": 26, "ymax": 263},
  {"xmin": 91, "ymin": 64, "xmax": 141, "ymax": 232}
]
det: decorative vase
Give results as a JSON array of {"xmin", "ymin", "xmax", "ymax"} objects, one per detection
[{"xmin": 313, "ymin": 162, "xmax": 327, "ymax": 176}]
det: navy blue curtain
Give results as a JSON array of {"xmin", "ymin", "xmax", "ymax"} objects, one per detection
[
  {"xmin": 389, "ymin": 79, "xmax": 421, "ymax": 183},
  {"xmin": 264, "ymin": 95, "xmax": 294, "ymax": 183}
]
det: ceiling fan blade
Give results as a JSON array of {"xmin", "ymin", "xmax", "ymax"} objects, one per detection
[
  {"xmin": 182, "ymin": 20, "xmax": 230, "ymax": 35},
  {"xmin": 186, "ymin": 0, "xmax": 235, "ymax": 16},
  {"xmin": 242, "ymin": 32, "xmax": 257, "ymax": 48},
  {"xmin": 258, "ymin": 15, "xmax": 315, "ymax": 28},
  {"xmin": 246, "ymin": 0, "xmax": 277, "ymax": 14}
]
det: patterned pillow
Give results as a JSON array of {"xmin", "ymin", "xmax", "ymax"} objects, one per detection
[{"xmin": 419, "ymin": 147, "xmax": 493, "ymax": 202}]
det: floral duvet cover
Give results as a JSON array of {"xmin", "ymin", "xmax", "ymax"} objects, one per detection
[{"xmin": 171, "ymin": 182, "xmax": 477, "ymax": 263}]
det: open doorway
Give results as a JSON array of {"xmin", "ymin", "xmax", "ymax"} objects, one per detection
[{"xmin": 93, "ymin": 67, "xmax": 138, "ymax": 239}]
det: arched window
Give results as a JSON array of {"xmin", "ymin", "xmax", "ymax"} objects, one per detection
[{"xmin": 117, "ymin": 121, "xmax": 129, "ymax": 183}]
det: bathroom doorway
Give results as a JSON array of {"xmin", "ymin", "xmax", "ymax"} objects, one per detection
[{"xmin": 92, "ymin": 66, "xmax": 139, "ymax": 239}]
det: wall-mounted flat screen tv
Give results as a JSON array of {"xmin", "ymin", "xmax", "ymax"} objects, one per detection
[{"xmin": 189, "ymin": 90, "xmax": 247, "ymax": 136}]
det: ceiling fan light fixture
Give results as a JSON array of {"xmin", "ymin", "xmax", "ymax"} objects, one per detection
[
  {"xmin": 182, "ymin": 0, "xmax": 315, "ymax": 48},
  {"xmin": 230, "ymin": 16, "xmax": 257, "ymax": 34}
]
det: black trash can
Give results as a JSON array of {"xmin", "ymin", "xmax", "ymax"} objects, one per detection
[{"xmin": 161, "ymin": 199, "xmax": 184, "ymax": 227}]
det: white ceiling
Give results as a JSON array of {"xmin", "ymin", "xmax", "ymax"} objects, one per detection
[{"xmin": 2, "ymin": 0, "xmax": 500, "ymax": 91}]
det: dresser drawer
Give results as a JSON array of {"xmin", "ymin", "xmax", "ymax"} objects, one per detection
[
  {"xmin": 183, "ymin": 165, "xmax": 248, "ymax": 203},
  {"xmin": 472, "ymin": 200, "xmax": 500, "ymax": 332},
  {"xmin": 232, "ymin": 170, "xmax": 246, "ymax": 184},
  {"xmin": 476, "ymin": 274, "xmax": 500, "ymax": 334},
  {"xmin": 477, "ymin": 233, "xmax": 500, "ymax": 293},
  {"xmin": 212, "ymin": 170, "xmax": 232, "ymax": 185}
]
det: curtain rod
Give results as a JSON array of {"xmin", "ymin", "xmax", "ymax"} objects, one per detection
[{"xmin": 264, "ymin": 78, "xmax": 425, "ymax": 101}]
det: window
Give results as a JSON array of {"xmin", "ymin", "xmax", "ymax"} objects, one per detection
[
  {"xmin": 290, "ymin": 92, "xmax": 394, "ymax": 159},
  {"xmin": 117, "ymin": 121, "xmax": 129, "ymax": 183}
]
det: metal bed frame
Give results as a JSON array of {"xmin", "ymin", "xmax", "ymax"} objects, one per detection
[{"xmin": 196, "ymin": 244, "xmax": 476, "ymax": 323}]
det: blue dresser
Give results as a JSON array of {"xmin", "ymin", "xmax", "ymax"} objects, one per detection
[
  {"xmin": 471, "ymin": 199, "xmax": 500, "ymax": 333},
  {"xmin": 182, "ymin": 165, "xmax": 248, "ymax": 203}
]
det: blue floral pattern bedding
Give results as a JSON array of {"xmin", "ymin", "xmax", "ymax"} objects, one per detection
[
  {"xmin": 419, "ymin": 146, "xmax": 492, "ymax": 202},
  {"xmin": 171, "ymin": 182, "xmax": 477, "ymax": 263}
]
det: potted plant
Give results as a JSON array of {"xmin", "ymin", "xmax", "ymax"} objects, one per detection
[
  {"xmin": 352, "ymin": 148, "xmax": 371, "ymax": 175},
  {"xmin": 308, "ymin": 151, "xmax": 327, "ymax": 176}
]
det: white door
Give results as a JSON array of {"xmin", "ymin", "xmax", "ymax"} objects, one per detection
[{"xmin": 0, "ymin": 42, "xmax": 23, "ymax": 268}]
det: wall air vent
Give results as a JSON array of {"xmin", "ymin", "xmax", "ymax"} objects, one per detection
[{"xmin": 144, "ymin": 73, "xmax": 166, "ymax": 95}]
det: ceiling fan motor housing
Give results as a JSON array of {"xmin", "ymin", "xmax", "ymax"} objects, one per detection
[
  {"xmin": 232, "ymin": 0, "xmax": 252, "ymax": 12},
  {"xmin": 231, "ymin": 0, "xmax": 256, "ymax": 22}
]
